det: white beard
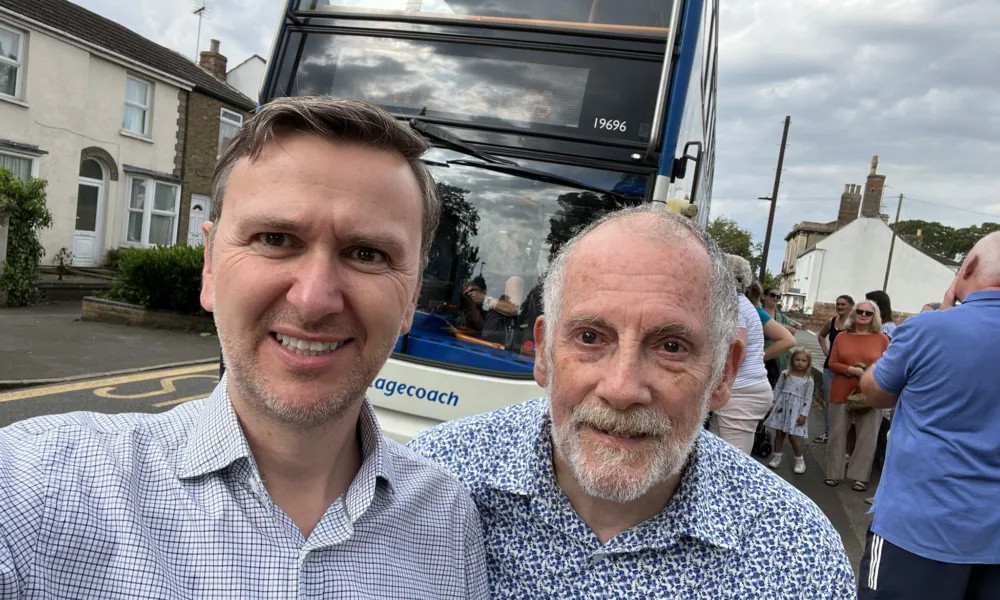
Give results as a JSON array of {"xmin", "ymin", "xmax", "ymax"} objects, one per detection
[{"xmin": 549, "ymin": 375, "xmax": 714, "ymax": 504}]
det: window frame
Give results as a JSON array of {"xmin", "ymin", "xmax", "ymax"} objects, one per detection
[
  {"xmin": 122, "ymin": 74, "xmax": 152, "ymax": 136},
  {"xmin": 0, "ymin": 23, "xmax": 24, "ymax": 99},
  {"xmin": 0, "ymin": 149, "xmax": 39, "ymax": 183},
  {"xmin": 218, "ymin": 108, "xmax": 244, "ymax": 157},
  {"xmin": 122, "ymin": 175, "xmax": 180, "ymax": 247}
]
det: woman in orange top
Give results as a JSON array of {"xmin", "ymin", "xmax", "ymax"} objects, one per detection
[{"xmin": 824, "ymin": 299, "xmax": 890, "ymax": 491}]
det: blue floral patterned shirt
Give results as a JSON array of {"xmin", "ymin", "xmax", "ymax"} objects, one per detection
[{"xmin": 409, "ymin": 398, "xmax": 855, "ymax": 599}]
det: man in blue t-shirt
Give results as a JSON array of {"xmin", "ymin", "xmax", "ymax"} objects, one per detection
[{"xmin": 858, "ymin": 232, "xmax": 1000, "ymax": 599}]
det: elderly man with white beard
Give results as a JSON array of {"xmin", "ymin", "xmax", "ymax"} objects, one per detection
[{"xmin": 409, "ymin": 205, "xmax": 854, "ymax": 598}]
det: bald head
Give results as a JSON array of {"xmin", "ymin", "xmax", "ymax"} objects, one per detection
[
  {"xmin": 541, "ymin": 205, "xmax": 738, "ymax": 379},
  {"xmin": 970, "ymin": 232, "xmax": 1000, "ymax": 278},
  {"xmin": 955, "ymin": 231, "xmax": 1000, "ymax": 300}
]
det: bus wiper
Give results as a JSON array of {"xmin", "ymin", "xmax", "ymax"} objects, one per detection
[
  {"xmin": 446, "ymin": 159, "xmax": 629, "ymax": 200},
  {"xmin": 409, "ymin": 118, "xmax": 518, "ymax": 166}
]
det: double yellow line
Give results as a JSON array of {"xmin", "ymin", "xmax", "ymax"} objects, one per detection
[{"xmin": 0, "ymin": 364, "xmax": 219, "ymax": 405}]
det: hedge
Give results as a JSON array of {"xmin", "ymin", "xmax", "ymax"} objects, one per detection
[
  {"xmin": 0, "ymin": 168, "xmax": 53, "ymax": 307},
  {"xmin": 107, "ymin": 245, "xmax": 206, "ymax": 315}
]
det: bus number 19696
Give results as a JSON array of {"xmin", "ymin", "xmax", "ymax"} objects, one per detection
[{"xmin": 593, "ymin": 118, "xmax": 627, "ymax": 132}]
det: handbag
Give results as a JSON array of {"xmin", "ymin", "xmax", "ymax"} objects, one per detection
[{"xmin": 846, "ymin": 387, "xmax": 871, "ymax": 414}]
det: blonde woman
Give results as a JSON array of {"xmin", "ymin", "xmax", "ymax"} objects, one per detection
[
  {"xmin": 710, "ymin": 255, "xmax": 795, "ymax": 454},
  {"xmin": 825, "ymin": 299, "xmax": 890, "ymax": 491}
]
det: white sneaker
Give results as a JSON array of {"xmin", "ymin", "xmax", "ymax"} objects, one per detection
[
  {"xmin": 768, "ymin": 454, "xmax": 782, "ymax": 469},
  {"xmin": 794, "ymin": 456, "xmax": 806, "ymax": 474}
]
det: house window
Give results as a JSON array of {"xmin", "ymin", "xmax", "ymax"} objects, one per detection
[
  {"xmin": 0, "ymin": 24, "xmax": 24, "ymax": 98},
  {"xmin": 125, "ymin": 176, "xmax": 179, "ymax": 246},
  {"xmin": 218, "ymin": 108, "xmax": 243, "ymax": 156},
  {"xmin": 122, "ymin": 75, "xmax": 151, "ymax": 135},
  {"xmin": 0, "ymin": 150, "xmax": 35, "ymax": 183}
]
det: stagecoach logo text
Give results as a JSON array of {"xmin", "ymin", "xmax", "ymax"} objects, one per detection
[{"xmin": 370, "ymin": 378, "xmax": 460, "ymax": 407}]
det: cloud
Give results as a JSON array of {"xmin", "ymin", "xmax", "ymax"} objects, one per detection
[
  {"xmin": 73, "ymin": 0, "xmax": 1000, "ymax": 273},
  {"xmin": 713, "ymin": 0, "xmax": 1000, "ymax": 269}
]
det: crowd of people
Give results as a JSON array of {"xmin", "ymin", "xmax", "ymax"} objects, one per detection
[{"xmin": 721, "ymin": 240, "xmax": 1000, "ymax": 599}]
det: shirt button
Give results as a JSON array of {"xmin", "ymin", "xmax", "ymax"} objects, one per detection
[{"xmin": 590, "ymin": 552, "xmax": 607, "ymax": 562}]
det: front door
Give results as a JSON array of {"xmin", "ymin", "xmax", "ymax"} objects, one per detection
[
  {"xmin": 72, "ymin": 179, "xmax": 103, "ymax": 266},
  {"xmin": 188, "ymin": 194, "xmax": 209, "ymax": 247}
]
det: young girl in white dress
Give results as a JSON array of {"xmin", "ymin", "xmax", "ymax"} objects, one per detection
[{"xmin": 766, "ymin": 347, "xmax": 815, "ymax": 474}]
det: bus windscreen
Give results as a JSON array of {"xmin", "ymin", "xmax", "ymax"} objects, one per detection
[
  {"xmin": 280, "ymin": 34, "xmax": 661, "ymax": 144},
  {"xmin": 297, "ymin": 0, "xmax": 672, "ymax": 35}
]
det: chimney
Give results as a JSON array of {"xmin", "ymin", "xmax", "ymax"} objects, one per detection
[
  {"xmin": 880, "ymin": 213, "xmax": 890, "ymax": 224},
  {"xmin": 860, "ymin": 155, "xmax": 887, "ymax": 218},
  {"xmin": 199, "ymin": 39, "xmax": 228, "ymax": 80},
  {"xmin": 901, "ymin": 230, "xmax": 924, "ymax": 249},
  {"xmin": 837, "ymin": 183, "xmax": 862, "ymax": 229}
]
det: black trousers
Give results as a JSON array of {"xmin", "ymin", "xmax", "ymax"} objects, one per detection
[{"xmin": 859, "ymin": 527, "xmax": 1000, "ymax": 599}]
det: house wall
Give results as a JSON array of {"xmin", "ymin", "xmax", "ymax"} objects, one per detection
[
  {"xmin": 0, "ymin": 19, "xmax": 182, "ymax": 264},
  {"xmin": 176, "ymin": 91, "xmax": 250, "ymax": 247},
  {"xmin": 795, "ymin": 218, "xmax": 957, "ymax": 316},
  {"xmin": 226, "ymin": 57, "xmax": 265, "ymax": 103}
]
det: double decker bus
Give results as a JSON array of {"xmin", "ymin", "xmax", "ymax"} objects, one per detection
[{"xmin": 255, "ymin": 0, "xmax": 719, "ymax": 442}]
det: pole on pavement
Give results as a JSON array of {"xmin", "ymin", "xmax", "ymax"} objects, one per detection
[
  {"xmin": 759, "ymin": 116, "xmax": 791, "ymax": 283},
  {"xmin": 883, "ymin": 193, "xmax": 904, "ymax": 291}
]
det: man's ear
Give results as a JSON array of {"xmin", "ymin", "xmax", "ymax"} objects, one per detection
[
  {"xmin": 532, "ymin": 316, "xmax": 548, "ymax": 388},
  {"xmin": 961, "ymin": 254, "xmax": 979, "ymax": 281},
  {"xmin": 401, "ymin": 279, "xmax": 422, "ymax": 334},
  {"xmin": 200, "ymin": 221, "xmax": 215, "ymax": 313},
  {"xmin": 709, "ymin": 337, "xmax": 745, "ymax": 412}
]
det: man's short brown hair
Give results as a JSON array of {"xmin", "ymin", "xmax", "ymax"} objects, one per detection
[{"xmin": 210, "ymin": 96, "xmax": 441, "ymax": 268}]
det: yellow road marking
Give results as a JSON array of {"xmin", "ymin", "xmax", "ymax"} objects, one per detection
[
  {"xmin": 0, "ymin": 364, "xmax": 219, "ymax": 403},
  {"xmin": 93, "ymin": 374, "xmax": 219, "ymax": 399},
  {"xmin": 152, "ymin": 393, "xmax": 211, "ymax": 408}
]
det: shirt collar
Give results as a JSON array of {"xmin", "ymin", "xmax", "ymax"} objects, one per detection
[
  {"xmin": 177, "ymin": 376, "xmax": 397, "ymax": 509},
  {"xmin": 177, "ymin": 375, "xmax": 254, "ymax": 480},
  {"xmin": 484, "ymin": 399, "xmax": 752, "ymax": 551},
  {"xmin": 963, "ymin": 290, "xmax": 1000, "ymax": 304}
]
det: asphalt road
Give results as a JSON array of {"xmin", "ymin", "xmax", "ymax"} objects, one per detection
[
  {"xmin": 0, "ymin": 363, "xmax": 872, "ymax": 575},
  {"xmin": 0, "ymin": 363, "xmax": 222, "ymax": 427}
]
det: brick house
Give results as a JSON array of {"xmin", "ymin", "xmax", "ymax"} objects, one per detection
[
  {"xmin": 179, "ymin": 40, "xmax": 254, "ymax": 248},
  {"xmin": 0, "ymin": 0, "xmax": 253, "ymax": 264}
]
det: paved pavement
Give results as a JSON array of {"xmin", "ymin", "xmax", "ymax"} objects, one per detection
[{"xmin": 0, "ymin": 300, "xmax": 221, "ymax": 383}]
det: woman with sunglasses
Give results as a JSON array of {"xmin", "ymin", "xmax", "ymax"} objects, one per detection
[
  {"xmin": 824, "ymin": 300, "xmax": 890, "ymax": 491},
  {"xmin": 761, "ymin": 287, "xmax": 799, "ymax": 387}
]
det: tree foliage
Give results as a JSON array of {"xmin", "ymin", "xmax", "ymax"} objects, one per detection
[
  {"xmin": 706, "ymin": 216, "xmax": 762, "ymax": 273},
  {"xmin": 705, "ymin": 216, "xmax": 780, "ymax": 290},
  {"xmin": 0, "ymin": 168, "xmax": 53, "ymax": 307},
  {"xmin": 894, "ymin": 219, "xmax": 1000, "ymax": 261}
]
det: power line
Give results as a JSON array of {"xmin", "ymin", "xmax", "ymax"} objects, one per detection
[{"xmin": 900, "ymin": 196, "xmax": 1000, "ymax": 219}]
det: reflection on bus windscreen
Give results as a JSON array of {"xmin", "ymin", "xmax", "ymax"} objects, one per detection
[
  {"xmin": 401, "ymin": 148, "xmax": 644, "ymax": 376},
  {"xmin": 299, "ymin": 0, "xmax": 672, "ymax": 33}
]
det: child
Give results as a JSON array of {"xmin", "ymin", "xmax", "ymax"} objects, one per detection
[{"xmin": 765, "ymin": 347, "xmax": 815, "ymax": 474}]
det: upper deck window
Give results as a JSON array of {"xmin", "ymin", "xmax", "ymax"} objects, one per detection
[{"xmin": 297, "ymin": 0, "xmax": 672, "ymax": 35}]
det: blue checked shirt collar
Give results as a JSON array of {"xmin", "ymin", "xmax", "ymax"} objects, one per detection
[
  {"xmin": 177, "ymin": 376, "xmax": 396, "ymax": 522},
  {"xmin": 484, "ymin": 400, "xmax": 753, "ymax": 551}
]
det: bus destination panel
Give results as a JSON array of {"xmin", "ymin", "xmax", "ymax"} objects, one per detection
[{"xmin": 285, "ymin": 33, "xmax": 661, "ymax": 144}]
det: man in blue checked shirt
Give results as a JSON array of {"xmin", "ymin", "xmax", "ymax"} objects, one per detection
[
  {"xmin": 409, "ymin": 206, "xmax": 855, "ymax": 598},
  {"xmin": 0, "ymin": 97, "xmax": 488, "ymax": 599}
]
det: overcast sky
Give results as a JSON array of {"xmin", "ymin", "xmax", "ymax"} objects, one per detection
[{"xmin": 73, "ymin": 0, "xmax": 1000, "ymax": 272}]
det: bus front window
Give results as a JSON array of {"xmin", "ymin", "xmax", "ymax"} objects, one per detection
[
  {"xmin": 403, "ymin": 148, "xmax": 643, "ymax": 376},
  {"xmin": 299, "ymin": 0, "xmax": 672, "ymax": 34}
]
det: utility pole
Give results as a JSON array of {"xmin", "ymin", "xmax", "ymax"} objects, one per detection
[
  {"xmin": 758, "ymin": 116, "xmax": 791, "ymax": 282},
  {"xmin": 883, "ymin": 193, "xmax": 904, "ymax": 291}
]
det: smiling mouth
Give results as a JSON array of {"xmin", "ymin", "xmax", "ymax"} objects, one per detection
[
  {"xmin": 589, "ymin": 426, "xmax": 654, "ymax": 440},
  {"xmin": 272, "ymin": 332, "xmax": 352, "ymax": 356}
]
